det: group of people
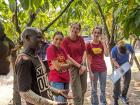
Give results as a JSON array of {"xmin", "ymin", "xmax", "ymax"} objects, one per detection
[{"xmin": 14, "ymin": 22, "xmax": 134, "ymax": 105}]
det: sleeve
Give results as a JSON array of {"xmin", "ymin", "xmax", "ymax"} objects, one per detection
[
  {"xmin": 80, "ymin": 37, "xmax": 86, "ymax": 51},
  {"xmin": 62, "ymin": 48, "xmax": 68, "ymax": 59},
  {"xmin": 100, "ymin": 41, "xmax": 104, "ymax": 52},
  {"xmin": 127, "ymin": 44, "xmax": 134, "ymax": 54},
  {"xmin": 61, "ymin": 38, "xmax": 69, "ymax": 54},
  {"xmin": 46, "ymin": 45, "xmax": 57, "ymax": 61},
  {"xmin": 16, "ymin": 60, "xmax": 32, "ymax": 92},
  {"xmin": 111, "ymin": 47, "xmax": 117, "ymax": 59},
  {"xmin": 86, "ymin": 43, "xmax": 91, "ymax": 54}
]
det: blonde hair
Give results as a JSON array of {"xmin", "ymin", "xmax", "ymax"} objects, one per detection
[
  {"xmin": 117, "ymin": 40, "xmax": 125, "ymax": 46},
  {"xmin": 70, "ymin": 22, "xmax": 81, "ymax": 31}
]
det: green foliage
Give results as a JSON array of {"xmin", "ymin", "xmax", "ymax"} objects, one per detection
[
  {"xmin": 0, "ymin": 0, "xmax": 140, "ymax": 42},
  {"xmin": 19, "ymin": 0, "xmax": 30, "ymax": 10},
  {"xmin": 123, "ymin": 5, "xmax": 140, "ymax": 38},
  {"xmin": 9, "ymin": 0, "xmax": 16, "ymax": 12}
]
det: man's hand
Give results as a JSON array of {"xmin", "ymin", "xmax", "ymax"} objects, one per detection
[
  {"xmin": 89, "ymin": 72, "xmax": 94, "ymax": 80},
  {"xmin": 79, "ymin": 65, "xmax": 86, "ymax": 75},
  {"xmin": 58, "ymin": 89, "xmax": 74, "ymax": 99},
  {"xmin": 115, "ymin": 64, "xmax": 120, "ymax": 69},
  {"xmin": 112, "ymin": 58, "xmax": 120, "ymax": 69}
]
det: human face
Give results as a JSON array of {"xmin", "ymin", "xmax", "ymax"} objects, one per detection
[
  {"xmin": 92, "ymin": 28, "xmax": 101, "ymax": 41},
  {"xmin": 70, "ymin": 24, "xmax": 80, "ymax": 38},
  {"xmin": 28, "ymin": 33, "xmax": 42, "ymax": 49},
  {"xmin": 53, "ymin": 34, "xmax": 63, "ymax": 48}
]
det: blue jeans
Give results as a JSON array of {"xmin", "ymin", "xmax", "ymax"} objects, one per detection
[
  {"xmin": 91, "ymin": 71, "xmax": 107, "ymax": 105},
  {"xmin": 113, "ymin": 69, "xmax": 131, "ymax": 100},
  {"xmin": 51, "ymin": 82, "xmax": 69, "ymax": 102}
]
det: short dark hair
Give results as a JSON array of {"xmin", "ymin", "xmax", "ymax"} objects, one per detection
[
  {"xmin": 21, "ymin": 27, "xmax": 42, "ymax": 41},
  {"xmin": 53, "ymin": 31, "xmax": 63, "ymax": 39},
  {"xmin": 92, "ymin": 26, "xmax": 102, "ymax": 34},
  {"xmin": 118, "ymin": 45, "xmax": 127, "ymax": 54}
]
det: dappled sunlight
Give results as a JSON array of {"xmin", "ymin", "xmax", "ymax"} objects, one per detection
[
  {"xmin": 0, "ymin": 70, "xmax": 13, "ymax": 105},
  {"xmin": 0, "ymin": 55, "xmax": 140, "ymax": 105}
]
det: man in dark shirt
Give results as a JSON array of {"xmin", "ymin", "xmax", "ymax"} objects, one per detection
[{"xmin": 15, "ymin": 27, "xmax": 69, "ymax": 105}]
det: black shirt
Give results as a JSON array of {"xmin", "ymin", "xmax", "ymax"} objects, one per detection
[
  {"xmin": 15, "ymin": 56, "xmax": 40, "ymax": 94},
  {"xmin": 15, "ymin": 49, "xmax": 40, "ymax": 105},
  {"xmin": 15, "ymin": 48, "xmax": 53, "ymax": 105}
]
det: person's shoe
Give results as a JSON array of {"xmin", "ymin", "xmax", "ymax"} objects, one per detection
[
  {"xmin": 113, "ymin": 99, "xmax": 119, "ymax": 105},
  {"xmin": 120, "ymin": 96, "xmax": 129, "ymax": 104}
]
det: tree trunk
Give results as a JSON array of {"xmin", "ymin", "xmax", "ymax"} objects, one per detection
[
  {"xmin": 134, "ymin": 56, "xmax": 140, "ymax": 71},
  {"xmin": 42, "ymin": 0, "xmax": 74, "ymax": 32},
  {"xmin": 11, "ymin": 54, "xmax": 21, "ymax": 105},
  {"xmin": 133, "ymin": 38, "xmax": 140, "ymax": 71},
  {"xmin": 13, "ymin": 70, "xmax": 21, "ymax": 105}
]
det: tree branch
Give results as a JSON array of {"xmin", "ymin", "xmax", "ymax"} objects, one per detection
[
  {"xmin": 42, "ymin": 0, "xmax": 74, "ymax": 32},
  {"xmin": 26, "ymin": 13, "xmax": 36, "ymax": 27},
  {"xmin": 15, "ymin": 0, "xmax": 21, "ymax": 34},
  {"xmin": 93, "ymin": 0, "xmax": 110, "ymax": 40},
  {"xmin": 12, "ymin": 4, "xmax": 40, "ymax": 54},
  {"xmin": 26, "ymin": 9, "xmax": 40, "ymax": 27},
  {"xmin": 110, "ymin": 5, "xmax": 116, "ymax": 44},
  {"xmin": 116, "ymin": 35, "xmax": 125, "ymax": 43}
]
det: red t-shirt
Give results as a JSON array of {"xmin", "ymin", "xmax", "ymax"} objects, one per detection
[
  {"xmin": 86, "ymin": 41, "xmax": 107, "ymax": 72},
  {"xmin": 62, "ymin": 36, "xmax": 85, "ymax": 64},
  {"xmin": 47, "ymin": 45, "xmax": 70, "ymax": 83}
]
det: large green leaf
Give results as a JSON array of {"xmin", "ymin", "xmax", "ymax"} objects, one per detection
[
  {"xmin": 77, "ymin": 1, "xmax": 87, "ymax": 9},
  {"xmin": 123, "ymin": 5, "xmax": 140, "ymax": 37},
  {"xmin": 9, "ymin": 0, "xmax": 16, "ymax": 12},
  {"xmin": 128, "ymin": 0, "xmax": 135, "ymax": 9},
  {"xmin": 41, "ymin": 0, "xmax": 49, "ymax": 12},
  {"xmin": 19, "ymin": 0, "xmax": 30, "ymax": 10},
  {"xmin": 134, "ymin": 10, "xmax": 140, "ymax": 27},
  {"xmin": 114, "ymin": 7, "xmax": 122, "ymax": 18},
  {"xmin": 30, "ymin": 0, "xmax": 36, "ymax": 12}
]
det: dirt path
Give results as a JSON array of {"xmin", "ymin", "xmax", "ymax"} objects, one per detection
[
  {"xmin": 0, "ymin": 56, "xmax": 140, "ymax": 105},
  {"xmin": 83, "ymin": 71, "xmax": 140, "ymax": 105}
]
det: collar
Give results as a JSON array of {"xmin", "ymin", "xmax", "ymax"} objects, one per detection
[{"xmin": 23, "ymin": 48, "xmax": 36, "ymax": 56}]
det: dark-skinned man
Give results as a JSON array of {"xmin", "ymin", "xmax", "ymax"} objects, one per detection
[{"xmin": 15, "ymin": 27, "xmax": 71, "ymax": 105}]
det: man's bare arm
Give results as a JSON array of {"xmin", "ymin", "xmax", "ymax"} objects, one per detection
[{"xmin": 20, "ymin": 90, "xmax": 58, "ymax": 105}]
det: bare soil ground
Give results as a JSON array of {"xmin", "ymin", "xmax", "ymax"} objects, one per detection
[
  {"xmin": 83, "ymin": 71, "xmax": 140, "ymax": 105},
  {"xmin": 0, "ymin": 55, "xmax": 140, "ymax": 105}
]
